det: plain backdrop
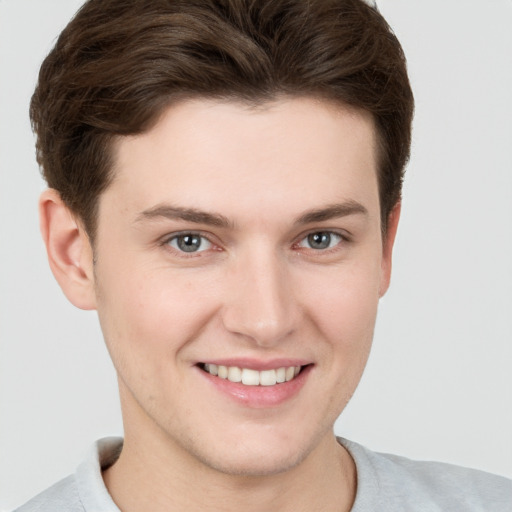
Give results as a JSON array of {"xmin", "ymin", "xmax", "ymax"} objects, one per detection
[{"xmin": 1, "ymin": 0, "xmax": 511, "ymax": 509}]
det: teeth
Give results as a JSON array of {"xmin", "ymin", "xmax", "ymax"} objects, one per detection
[
  {"xmin": 203, "ymin": 364, "xmax": 303, "ymax": 386},
  {"xmin": 241, "ymin": 369, "xmax": 260, "ymax": 386},
  {"xmin": 228, "ymin": 366, "xmax": 242, "ymax": 383},
  {"xmin": 260, "ymin": 369, "xmax": 277, "ymax": 386},
  {"xmin": 205, "ymin": 363, "xmax": 218, "ymax": 376}
]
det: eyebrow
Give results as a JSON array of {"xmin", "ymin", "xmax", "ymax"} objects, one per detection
[
  {"xmin": 136, "ymin": 200, "xmax": 368, "ymax": 228},
  {"xmin": 293, "ymin": 200, "xmax": 368, "ymax": 225},
  {"xmin": 136, "ymin": 205, "xmax": 232, "ymax": 228}
]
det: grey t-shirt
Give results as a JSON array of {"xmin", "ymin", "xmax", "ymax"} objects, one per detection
[{"xmin": 14, "ymin": 437, "xmax": 512, "ymax": 511}]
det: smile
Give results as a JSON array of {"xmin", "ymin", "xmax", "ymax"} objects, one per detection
[{"xmin": 201, "ymin": 363, "xmax": 303, "ymax": 386}]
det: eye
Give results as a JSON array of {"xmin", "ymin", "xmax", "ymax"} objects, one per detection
[
  {"xmin": 298, "ymin": 231, "xmax": 343, "ymax": 250},
  {"xmin": 166, "ymin": 233, "xmax": 212, "ymax": 253}
]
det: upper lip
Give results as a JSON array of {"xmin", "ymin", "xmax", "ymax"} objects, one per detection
[{"xmin": 198, "ymin": 358, "xmax": 312, "ymax": 371}]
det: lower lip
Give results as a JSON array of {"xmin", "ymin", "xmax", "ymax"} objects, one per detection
[{"xmin": 198, "ymin": 365, "xmax": 312, "ymax": 408}]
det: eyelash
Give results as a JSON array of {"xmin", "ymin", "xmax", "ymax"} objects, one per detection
[
  {"xmin": 161, "ymin": 231, "xmax": 215, "ymax": 256},
  {"xmin": 160, "ymin": 230, "xmax": 350, "ymax": 257},
  {"xmin": 294, "ymin": 231, "xmax": 347, "ymax": 252}
]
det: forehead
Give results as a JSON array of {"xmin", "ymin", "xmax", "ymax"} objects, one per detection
[{"xmin": 105, "ymin": 97, "xmax": 379, "ymax": 224}]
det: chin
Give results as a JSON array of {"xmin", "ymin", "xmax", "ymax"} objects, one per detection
[
  {"xmin": 198, "ymin": 445, "xmax": 309, "ymax": 478},
  {"xmin": 174, "ymin": 425, "xmax": 319, "ymax": 478}
]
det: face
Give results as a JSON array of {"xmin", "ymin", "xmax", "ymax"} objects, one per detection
[{"xmin": 89, "ymin": 97, "xmax": 395, "ymax": 476}]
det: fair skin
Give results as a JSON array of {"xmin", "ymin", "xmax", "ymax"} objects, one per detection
[{"xmin": 40, "ymin": 97, "xmax": 400, "ymax": 512}]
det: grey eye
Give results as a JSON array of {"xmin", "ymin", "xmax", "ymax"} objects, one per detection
[
  {"xmin": 299, "ymin": 232, "xmax": 342, "ymax": 250},
  {"xmin": 168, "ymin": 234, "xmax": 212, "ymax": 253}
]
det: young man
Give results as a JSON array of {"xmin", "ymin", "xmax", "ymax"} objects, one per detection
[{"xmin": 14, "ymin": 0, "xmax": 511, "ymax": 510}]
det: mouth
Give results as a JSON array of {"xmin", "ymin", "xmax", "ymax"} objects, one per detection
[{"xmin": 199, "ymin": 363, "xmax": 308, "ymax": 387}]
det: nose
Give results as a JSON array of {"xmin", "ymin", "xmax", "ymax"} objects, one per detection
[{"xmin": 221, "ymin": 250, "xmax": 299, "ymax": 347}]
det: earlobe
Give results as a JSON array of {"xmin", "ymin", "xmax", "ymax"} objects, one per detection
[
  {"xmin": 39, "ymin": 189, "xmax": 97, "ymax": 310},
  {"xmin": 379, "ymin": 202, "xmax": 401, "ymax": 297}
]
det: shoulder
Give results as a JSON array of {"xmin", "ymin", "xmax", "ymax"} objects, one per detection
[
  {"xmin": 339, "ymin": 438, "xmax": 512, "ymax": 512},
  {"xmin": 13, "ymin": 438, "xmax": 122, "ymax": 512},
  {"xmin": 13, "ymin": 475, "xmax": 84, "ymax": 512}
]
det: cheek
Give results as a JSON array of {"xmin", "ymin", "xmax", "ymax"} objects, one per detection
[
  {"xmin": 95, "ymin": 265, "xmax": 221, "ymax": 372},
  {"xmin": 300, "ymin": 259, "xmax": 382, "ymax": 346},
  {"xmin": 307, "ymin": 263, "xmax": 381, "ymax": 403}
]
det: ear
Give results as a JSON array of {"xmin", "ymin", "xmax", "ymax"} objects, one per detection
[
  {"xmin": 379, "ymin": 201, "xmax": 401, "ymax": 297},
  {"xmin": 39, "ymin": 189, "xmax": 97, "ymax": 310}
]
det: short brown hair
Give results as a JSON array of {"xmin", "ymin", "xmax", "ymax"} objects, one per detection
[{"xmin": 30, "ymin": 0, "xmax": 413, "ymax": 240}]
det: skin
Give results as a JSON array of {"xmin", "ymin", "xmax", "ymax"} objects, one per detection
[{"xmin": 40, "ymin": 97, "xmax": 400, "ymax": 512}]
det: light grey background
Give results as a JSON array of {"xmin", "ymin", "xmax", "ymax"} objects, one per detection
[{"xmin": 1, "ymin": 0, "xmax": 511, "ymax": 509}]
